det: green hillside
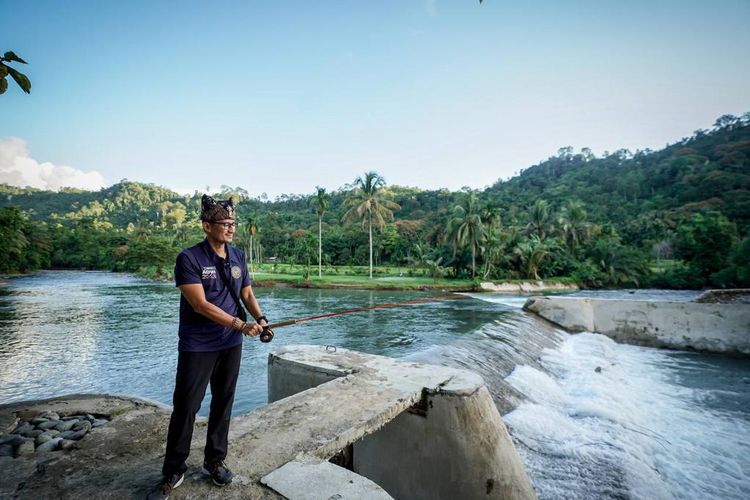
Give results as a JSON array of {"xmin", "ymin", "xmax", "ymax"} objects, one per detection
[{"xmin": 1, "ymin": 113, "xmax": 748, "ymax": 288}]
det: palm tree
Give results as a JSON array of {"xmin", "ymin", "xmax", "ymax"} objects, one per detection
[
  {"xmin": 311, "ymin": 187, "xmax": 331, "ymax": 278},
  {"xmin": 447, "ymin": 192, "xmax": 486, "ymax": 278},
  {"xmin": 342, "ymin": 171, "xmax": 400, "ymax": 279},
  {"xmin": 513, "ymin": 236, "xmax": 548, "ymax": 280},
  {"xmin": 525, "ymin": 199, "xmax": 552, "ymax": 241},
  {"xmin": 245, "ymin": 216, "xmax": 258, "ymax": 273},
  {"xmin": 558, "ymin": 200, "xmax": 592, "ymax": 254},
  {"xmin": 481, "ymin": 200, "xmax": 501, "ymax": 231}
]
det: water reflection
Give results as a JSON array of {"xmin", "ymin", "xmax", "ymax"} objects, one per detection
[{"xmin": 0, "ymin": 271, "xmax": 510, "ymax": 415}]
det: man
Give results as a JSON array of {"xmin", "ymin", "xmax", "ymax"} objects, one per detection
[{"xmin": 147, "ymin": 195, "xmax": 269, "ymax": 500}]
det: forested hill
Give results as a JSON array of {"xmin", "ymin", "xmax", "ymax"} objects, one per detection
[
  {"xmin": 488, "ymin": 114, "xmax": 749, "ymax": 236},
  {"xmin": 1, "ymin": 113, "xmax": 748, "ymax": 288}
]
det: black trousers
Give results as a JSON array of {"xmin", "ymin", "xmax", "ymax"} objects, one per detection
[{"xmin": 162, "ymin": 344, "xmax": 242, "ymax": 477}]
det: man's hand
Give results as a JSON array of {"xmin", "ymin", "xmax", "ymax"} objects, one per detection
[{"xmin": 241, "ymin": 322, "xmax": 263, "ymax": 337}]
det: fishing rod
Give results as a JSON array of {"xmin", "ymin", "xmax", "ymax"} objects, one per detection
[{"xmin": 257, "ymin": 293, "xmax": 470, "ymax": 343}]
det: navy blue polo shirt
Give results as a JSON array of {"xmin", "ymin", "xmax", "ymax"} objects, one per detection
[{"xmin": 174, "ymin": 238, "xmax": 251, "ymax": 352}]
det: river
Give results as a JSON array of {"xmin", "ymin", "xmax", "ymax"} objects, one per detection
[{"xmin": 0, "ymin": 271, "xmax": 748, "ymax": 499}]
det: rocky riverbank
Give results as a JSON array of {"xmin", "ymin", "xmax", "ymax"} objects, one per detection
[
  {"xmin": 0, "ymin": 394, "xmax": 275, "ymax": 499},
  {"xmin": 0, "ymin": 411, "xmax": 109, "ymax": 457}
]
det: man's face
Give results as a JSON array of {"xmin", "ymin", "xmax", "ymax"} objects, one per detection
[{"xmin": 203, "ymin": 218, "xmax": 237, "ymax": 243}]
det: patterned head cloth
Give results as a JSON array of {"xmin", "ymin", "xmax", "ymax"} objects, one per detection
[{"xmin": 200, "ymin": 194, "xmax": 235, "ymax": 221}]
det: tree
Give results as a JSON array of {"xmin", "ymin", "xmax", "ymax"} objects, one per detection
[
  {"xmin": 525, "ymin": 199, "xmax": 552, "ymax": 241},
  {"xmin": 342, "ymin": 171, "xmax": 400, "ymax": 279},
  {"xmin": 245, "ymin": 216, "xmax": 259, "ymax": 273},
  {"xmin": 0, "ymin": 207, "xmax": 30, "ymax": 272},
  {"xmin": 481, "ymin": 200, "xmax": 501, "ymax": 231},
  {"xmin": 513, "ymin": 236, "xmax": 548, "ymax": 280},
  {"xmin": 447, "ymin": 192, "xmax": 486, "ymax": 277},
  {"xmin": 674, "ymin": 211, "xmax": 738, "ymax": 279},
  {"xmin": 0, "ymin": 51, "xmax": 31, "ymax": 95},
  {"xmin": 292, "ymin": 230, "xmax": 317, "ymax": 280},
  {"xmin": 586, "ymin": 236, "xmax": 650, "ymax": 286},
  {"xmin": 558, "ymin": 200, "xmax": 593, "ymax": 255},
  {"xmin": 311, "ymin": 186, "xmax": 330, "ymax": 277}
]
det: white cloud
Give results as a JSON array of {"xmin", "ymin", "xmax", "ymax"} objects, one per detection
[{"xmin": 0, "ymin": 137, "xmax": 107, "ymax": 191}]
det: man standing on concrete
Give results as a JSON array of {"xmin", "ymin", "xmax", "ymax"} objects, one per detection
[{"xmin": 147, "ymin": 194, "xmax": 269, "ymax": 500}]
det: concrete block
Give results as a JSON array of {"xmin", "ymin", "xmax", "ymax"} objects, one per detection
[
  {"xmin": 266, "ymin": 345, "xmax": 536, "ymax": 500},
  {"xmin": 524, "ymin": 296, "xmax": 750, "ymax": 355},
  {"xmin": 261, "ymin": 457, "xmax": 393, "ymax": 499}
]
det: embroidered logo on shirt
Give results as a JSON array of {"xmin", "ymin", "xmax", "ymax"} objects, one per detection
[
  {"xmin": 231, "ymin": 265, "xmax": 242, "ymax": 279},
  {"xmin": 202, "ymin": 266, "xmax": 217, "ymax": 279}
]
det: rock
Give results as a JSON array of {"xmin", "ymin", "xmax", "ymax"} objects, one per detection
[
  {"xmin": 85, "ymin": 414, "xmax": 95, "ymax": 422},
  {"xmin": 35, "ymin": 433, "xmax": 53, "ymax": 446},
  {"xmin": 0, "ymin": 443, "xmax": 13, "ymax": 457},
  {"xmin": 16, "ymin": 438, "xmax": 35, "ymax": 456},
  {"xmin": 0, "ymin": 434, "xmax": 18, "ymax": 445},
  {"xmin": 12, "ymin": 423, "xmax": 33, "ymax": 435},
  {"xmin": 41, "ymin": 412, "xmax": 60, "ymax": 421},
  {"xmin": 35, "ymin": 437, "xmax": 62, "ymax": 453},
  {"xmin": 66, "ymin": 430, "xmax": 88, "ymax": 441},
  {"xmin": 31, "ymin": 417, "xmax": 49, "ymax": 425},
  {"xmin": 92, "ymin": 419, "xmax": 109, "ymax": 428},
  {"xmin": 72, "ymin": 421, "xmax": 91, "ymax": 433},
  {"xmin": 60, "ymin": 430, "xmax": 77, "ymax": 439},
  {"xmin": 47, "ymin": 429, "xmax": 61, "ymax": 437},
  {"xmin": 22, "ymin": 429, "xmax": 44, "ymax": 438},
  {"xmin": 2, "ymin": 434, "xmax": 25, "ymax": 446},
  {"xmin": 595, "ymin": 366, "xmax": 602, "ymax": 373},
  {"xmin": 37, "ymin": 420, "xmax": 60, "ymax": 431},
  {"xmin": 56, "ymin": 419, "xmax": 78, "ymax": 432},
  {"xmin": 59, "ymin": 439, "xmax": 79, "ymax": 451}
]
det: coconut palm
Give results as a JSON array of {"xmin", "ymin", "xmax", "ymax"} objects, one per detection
[
  {"xmin": 481, "ymin": 200, "xmax": 501, "ymax": 231},
  {"xmin": 513, "ymin": 236, "xmax": 548, "ymax": 280},
  {"xmin": 525, "ymin": 199, "xmax": 552, "ymax": 241},
  {"xmin": 245, "ymin": 216, "xmax": 258, "ymax": 273},
  {"xmin": 558, "ymin": 200, "xmax": 592, "ymax": 254},
  {"xmin": 447, "ymin": 192, "xmax": 486, "ymax": 278},
  {"xmin": 311, "ymin": 187, "xmax": 331, "ymax": 278},
  {"xmin": 342, "ymin": 171, "xmax": 400, "ymax": 279}
]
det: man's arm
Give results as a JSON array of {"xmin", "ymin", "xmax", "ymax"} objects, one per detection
[
  {"xmin": 240, "ymin": 285, "xmax": 268, "ymax": 327},
  {"xmin": 179, "ymin": 283, "xmax": 262, "ymax": 337}
]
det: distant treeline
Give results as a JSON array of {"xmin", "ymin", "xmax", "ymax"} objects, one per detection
[{"xmin": 1, "ymin": 113, "xmax": 749, "ymax": 288}]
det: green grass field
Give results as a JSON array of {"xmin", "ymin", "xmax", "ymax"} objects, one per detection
[
  {"xmin": 245, "ymin": 262, "xmax": 472, "ymax": 289},
  {"xmin": 250, "ymin": 269, "xmax": 478, "ymax": 290},
  {"xmin": 138, "ymin": 262, "xmax": 578, "ymax": 291}
]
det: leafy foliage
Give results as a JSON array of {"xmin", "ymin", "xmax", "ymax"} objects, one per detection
[{"xmin": 0, "ymin": 51, "xmax": 31, "ymax": 94}]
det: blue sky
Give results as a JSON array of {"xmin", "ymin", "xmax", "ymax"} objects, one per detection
[{"xmin": 2, "ymin": 0, "xmax": 749, "ymax": 196}]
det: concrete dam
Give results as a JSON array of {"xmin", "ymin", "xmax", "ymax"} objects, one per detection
[{"xmin": 0, "ymin": 345, "xmax": 536, "ymax": 499}]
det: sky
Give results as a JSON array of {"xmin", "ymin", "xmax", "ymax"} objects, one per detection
[{"xmin": 1, "ymin": 0, "xmax": 749, "ymax": 197}]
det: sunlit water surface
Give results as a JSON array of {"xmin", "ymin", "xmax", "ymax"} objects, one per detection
[{"xmin": 0, "ymin": 272, "xmax": 747, "ymax": 499}]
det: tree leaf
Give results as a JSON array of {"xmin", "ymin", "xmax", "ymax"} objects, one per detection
[
  {"xmin": 0, "ymin": 64, "xmax": 7, "ymax": 78},
  {"xmin": 6, "ymin": 66, "xmax": 31, "ymax": 93},
  {"xmin": 0, "ymin": 77, "xmax": 7, "ymax": 95},
  {"xmin": 3, "ymin": 51, "xmax": 28, "ymax": 64}
]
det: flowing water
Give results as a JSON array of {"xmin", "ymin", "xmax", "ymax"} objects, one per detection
[{"xmin": 0, "ymin": 271, "xmax": 748, "ymax": 499}]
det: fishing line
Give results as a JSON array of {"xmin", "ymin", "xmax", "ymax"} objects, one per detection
[{"xmin": 257, "ymin": 293, "xmax": 470, "ymax": 342}]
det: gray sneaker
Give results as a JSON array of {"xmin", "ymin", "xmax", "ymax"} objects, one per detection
[
  {"xmin": 145, "ymin": 472, "xmax": 184, "ymax": 500},
  {"xmin": 202, "ymin": 459, "xmax": 234, "ymax": 486}
]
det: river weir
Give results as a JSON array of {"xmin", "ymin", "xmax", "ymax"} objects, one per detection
[{"xmin": 0, "ymin": 272, "xmax": 748, "ymax": 499}]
